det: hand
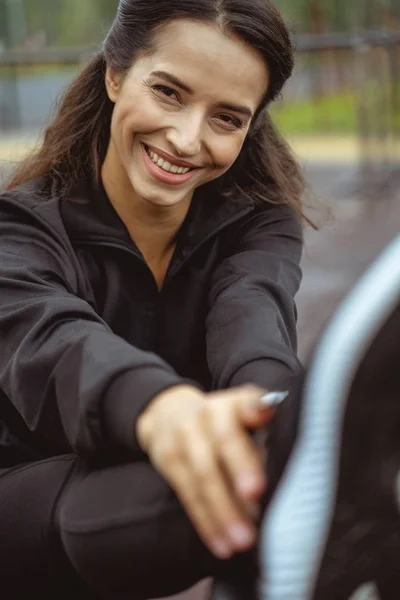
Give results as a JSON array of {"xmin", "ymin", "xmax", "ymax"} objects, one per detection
[{"xmin": 136, "ymin": 384, "xmax": 276, "ymax": 560}]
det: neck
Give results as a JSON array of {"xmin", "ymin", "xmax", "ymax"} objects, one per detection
[{"xmin": 101, "ymin": 158, "xmax": 191, "ymax": 258}]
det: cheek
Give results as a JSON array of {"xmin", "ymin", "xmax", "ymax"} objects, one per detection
[
  {"xmin": 212, "ymin": 137, "xmax": 246, "ymax": 171},
  {"xmin": 118, "ymin": 99, "xmax": 165, "ymax": 136}
]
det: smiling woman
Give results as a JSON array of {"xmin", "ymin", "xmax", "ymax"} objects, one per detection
[
  {"xmin": 0, "ymin": 1, "xmax": 306, "ymax": 598},
  {"xmin": 101, "ymin": 18, "xmax": 270, "ymax": 247}
]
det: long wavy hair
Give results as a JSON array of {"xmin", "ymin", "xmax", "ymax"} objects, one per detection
[{"xmin": 6, "ymin": 0, "xmax": 309, "ymax": 220}]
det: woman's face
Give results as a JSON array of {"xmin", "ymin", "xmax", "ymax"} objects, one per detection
[{"xmin": 104, "ymin": 19, "xmax": 269, "ymax": 210}]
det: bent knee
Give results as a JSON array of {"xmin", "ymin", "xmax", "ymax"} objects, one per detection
[{"xmin": 59, "ymin": 460, "xmax": 215, "ymax": 596}]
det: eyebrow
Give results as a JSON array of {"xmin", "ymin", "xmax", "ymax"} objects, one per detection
[{"xmin": 150, "ymin": 70, "xmax": 254, "ymax": 119}]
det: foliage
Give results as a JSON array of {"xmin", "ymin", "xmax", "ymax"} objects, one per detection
[
  {"xmin": 271, "ymin": 83, "xmax": 400, "ymax": 135},
  {"xmin": 1, "ymin": 0, "xmax": 399, "ymax": 49},
  {"xmin": 270, "ymin": 92, "xmax": 357, "ymax": 134},
  {"xmin": 0, "ymin": 0, "xmax": 118, "ymax": 48},
  {"xmin": 276, "ymin": 0, "xmax": 400, "ymax": 32}
]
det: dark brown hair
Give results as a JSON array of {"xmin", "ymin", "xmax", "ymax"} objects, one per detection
[{"xmin": 6, "ymin": 0, "xmax": 308, "ymax": 220}]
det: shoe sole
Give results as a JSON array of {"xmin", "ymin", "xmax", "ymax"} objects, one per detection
[{"xmin": 259, "ymin": 235, "xmax": 400, "ymax": 600}]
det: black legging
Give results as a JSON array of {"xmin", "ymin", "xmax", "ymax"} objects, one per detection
[{"xmin": 0, "ymin": 455, "xmax": 218, "ymax": 599}]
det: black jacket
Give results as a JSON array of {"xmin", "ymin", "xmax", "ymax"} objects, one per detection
[{"xmin": 0, "ymin": 177, "xmax": 303, "ymax": 465}]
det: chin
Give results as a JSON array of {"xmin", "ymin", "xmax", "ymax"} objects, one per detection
[{"xmin": 143, "ymin": 192, "xmax": 186, "ymax": 208}]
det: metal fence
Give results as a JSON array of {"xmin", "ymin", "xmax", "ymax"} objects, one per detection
[{"xmin": 295, "ymin": 30, "xmax": 400, "ymax": 196}]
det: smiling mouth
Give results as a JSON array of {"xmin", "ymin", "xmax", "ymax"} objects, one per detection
[{"xmin": 144, "ymin": 145, "xmax": 196, "ymax": 175}]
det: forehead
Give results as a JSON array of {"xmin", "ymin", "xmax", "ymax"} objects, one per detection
[{"xmin": 135, "ymin": 19, "xmax": 269, "ymax": 110}]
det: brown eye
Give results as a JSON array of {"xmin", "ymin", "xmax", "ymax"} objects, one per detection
[
  {"xmin": 153, "ymin": 85, "xmax": 180, "ymax": 102},
  {"xmin": 217, "ymin": 114, "xmax": 243, "ymax": 129}
]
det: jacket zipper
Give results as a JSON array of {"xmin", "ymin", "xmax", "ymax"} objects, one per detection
[
  {"xmin": 165, "ymin": 205, "xmax": 254, "ymax": 284},
  {"xmin": 71, "ymin": 204, "xmax": 254, "ymax": 291}
]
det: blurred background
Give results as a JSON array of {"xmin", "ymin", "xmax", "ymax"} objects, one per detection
[
  {"xmin": 0, "ymin": 1, "xmax": 399, "ymax": 598},
  {"xmin": 1, "ymin": 0, "xmax": 399, "ymax": 187}
]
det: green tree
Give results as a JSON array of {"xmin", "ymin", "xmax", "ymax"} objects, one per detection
[
  {"xmin": 4, "ymin": 0, "xmax": 399, "ymax": 50},
  {"xmin": 277, "ymin": 0, "xmax": 400, "ymax": 31},
  {"xmin": 21, "ymin": 0, "xmax": 116, "ymax": 47}
]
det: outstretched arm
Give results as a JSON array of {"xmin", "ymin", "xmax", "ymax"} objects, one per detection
[{"xmin": 206, "ymin": 201, "xmax": 304, "ymax": 391}]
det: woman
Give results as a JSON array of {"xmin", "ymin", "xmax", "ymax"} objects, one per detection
[{"xmin": 0, "ymin": 0, "xmax": 306, "ymax": 597}]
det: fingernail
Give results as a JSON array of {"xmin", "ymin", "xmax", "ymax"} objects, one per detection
[
  {"xmin": 258, "ymin": 390, "xmax": 289, "ymax": 409},
  {"xmin": 212, "ymin": 538, "xmax": 233, "ymax": 559},
  {"xmin": 229, "ymin": 524, "xmax": 255, "ymax": 548}
]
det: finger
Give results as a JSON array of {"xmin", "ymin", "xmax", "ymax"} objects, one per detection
[
  {"xmin": 245, "ymin": 498, "xmax": 261, "ymax": 521},
  {"xmin": 210, "ymin": 385, "xmax": 273, "ymax": 429},
  {"xmin": 182, "ymin": 421, "xmax": 257, "ymax": 553},
  {"xmin": 239, "ymin": 387, "xmax": 276, "ymax": 429},
  {"xmin": 149, "ymin": 435, "xmax": 233, "ymax": 559},
  {"xmin": 237, "ymin": 386, "xmax": 289, "ymax": 430},
  {"xmin": 207, "ymin": 401, "xmax": 267, "ymax": 501},
  {"xmin": 167, "ymin": 458, "xmax": 234, "ymax": 560}
]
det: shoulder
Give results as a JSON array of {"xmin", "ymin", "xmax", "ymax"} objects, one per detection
[
  {"xmin": 233, "ymin": 199, "xmax": 303, "ymax": 239},
  {"xmin": 219, "ymin": 197, "xmax": 303, "ymax": 264},
  {"xmin": 0, "ymin": 177, "xmax": 77, "ymax": 261},
  {"xmin": 1, "ymin": 174, "xmax": 70, "ymax": 230},
  {"xmin": 1, "ymin": 177, "xmax": 48, "ymax": 207},
  {"xmin": 0, "ymin": 176, "xmax": 82, "ymax": 237},
  {"xmin": 0, "ymin": 178, "xmax": 85, "ymax": 291}
]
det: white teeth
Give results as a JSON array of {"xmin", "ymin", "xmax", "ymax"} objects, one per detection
[{"xmin": 146, "ymin": 147, "xmax": 191, "ymax": 174}]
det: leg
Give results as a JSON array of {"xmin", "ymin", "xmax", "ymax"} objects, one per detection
[
  {"xmin": 0, "ymin": 453, "xmax": 219, "ymax": 599},
  {"xmin": 0, "ymin": 454, "xmax": 99, "ymax": 598},
  {"xmin": 59, "ymin": 459, "xmax": 219, "ymax": 599}
]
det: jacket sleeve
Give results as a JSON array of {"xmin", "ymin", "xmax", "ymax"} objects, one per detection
[
  {"xmin": 0, "ymin": 195, "xmax": 195, "ymax": 456},
  {"xmin": 206, "ymin": 202, "xmax": 304, "ymax": 392}
]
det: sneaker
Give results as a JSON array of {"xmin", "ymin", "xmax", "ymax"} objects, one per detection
[{"xmin": 260, "ymin": 234, "xmax": 400, "ymax": 599}]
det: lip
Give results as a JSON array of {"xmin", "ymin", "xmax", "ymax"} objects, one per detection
[
  {"xmin": 144, "ymin": 143, "xmax": 200, "ymax": 169},
  {"xmin": 141, "ymin": 143, "xmax": 200, "ymax": 186}
]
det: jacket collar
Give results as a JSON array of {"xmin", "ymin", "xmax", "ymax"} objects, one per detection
[{"xmin": 63, "ymin": 177, "xmax": 255, "ymax": 253}]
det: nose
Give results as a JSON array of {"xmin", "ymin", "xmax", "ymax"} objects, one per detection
[{"xmin": 166, "ymin": 111, "xmax": 203, "ymax": 158}]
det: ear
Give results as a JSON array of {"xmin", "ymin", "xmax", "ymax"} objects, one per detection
[{"xmin": 105, "ymin": 66, "xmax": 122, "ymax": 103}]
